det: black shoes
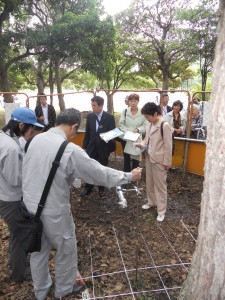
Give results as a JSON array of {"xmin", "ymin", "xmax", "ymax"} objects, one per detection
[
  {"xmin": 81, "ymin": 187, "xmax": 92, "ymax": 196},
  {"xmin": 81, "ymin": 187, "xmax": 107, "ymax": 197},
  {"xmin": 99, "ymin": 188, "xmax": 106, "ymax": 197},
  {"xmin": 55, "ymin": 283, "xmax": 86, "ymax": 299},
  {"xmin": 71, "ymin": 283, "xmax": 86, "ymax": 294}
]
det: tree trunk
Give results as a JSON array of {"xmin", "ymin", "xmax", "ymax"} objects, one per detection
[
  {"xmin": 0, "ymin": 64, "xmax": 13, "ymax": 103},
  {"xmin": 201, "ymin": 60, "xmax": 208, "ymax": 101},
  {"xmin": 162, "ymin": 71, "xmax": 169, "ymax": 90},
  {"xmin": 49, "ymin": 59, "xmax": 54, "ymax": 106},
  {"xmin": 55, "ymin": 57, "xmax": 65, "ymax": 111},
  {"xmin": 179, "ymin": 1, "xmax": 225, "ymax": 299},
  {"xmin": 36, "ymin": 60, "xmax": 45, "ymax": 96},
  {"xmin": 106, "ymin": 92, "xmax": 114, "ymax": 114}
]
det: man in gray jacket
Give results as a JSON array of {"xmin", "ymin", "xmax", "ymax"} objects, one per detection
[
  {"xmin": 22, "ymin": 108, "xmax": 142, "ymax": 300},
  {"xmin": 0, "ymin": 107, "xmax": 44, "ymax": 282}
]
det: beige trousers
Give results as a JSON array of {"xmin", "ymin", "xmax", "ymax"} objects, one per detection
[{"xmin": 145, "ymin": 155, "xmax": 168, "ymax": 215}]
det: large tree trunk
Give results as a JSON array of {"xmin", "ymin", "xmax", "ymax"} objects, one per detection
[
  {"xmin": 55, "ymin": 57, "xmax": 65, "ymax": 111},
  {"xmin": 179, "ymin": 1, "xmax": 225, "ymax": 299}
]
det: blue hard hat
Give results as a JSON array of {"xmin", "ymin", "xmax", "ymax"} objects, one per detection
[{"xmin": 11, "ymin": 107, "xmax": 44, "ymax": 128}]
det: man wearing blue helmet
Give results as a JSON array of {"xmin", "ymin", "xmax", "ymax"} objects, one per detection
[{"xmin": 0, "ymin": 107, "xmax": 44, "ymax": 282}]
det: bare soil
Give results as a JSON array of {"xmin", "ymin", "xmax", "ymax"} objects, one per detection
[{"xmin": 0, "ymin": 158, "xmax": 203, "ymax": 300}]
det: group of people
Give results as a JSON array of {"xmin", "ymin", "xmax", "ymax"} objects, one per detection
[
  {"xmin": 160, "ymin": 93, "xmax": 205, "ymax": 139},
  {"xmin": 116, "ymin": 93, "xmax": 172, "ymax": 222},
  {"xmin": 82, "ymin": 93, "xmax": 172, "ymax": 225},
  {"xmin": 0, "ymin": 91, "xmax": 203, "ymax": 299},
  {"xmin": 0, "ymin": 95, "xmax": 142, "ymax": 299}
]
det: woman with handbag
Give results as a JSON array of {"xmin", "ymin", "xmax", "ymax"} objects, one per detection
[{"xmin": 118, "ymin": 93, "xmax": 146, "ymax": 172}]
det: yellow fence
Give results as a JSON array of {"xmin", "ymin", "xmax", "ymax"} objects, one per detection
[{"xmin": 70, "ymin": 134, "xmax": 206, "ymax": 176}]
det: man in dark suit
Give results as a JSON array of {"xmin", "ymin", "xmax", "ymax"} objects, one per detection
[
  {"xmin": 82, "ymin": 96, "xmax": 116, "ymax": 197},
  {"xmin": 35, "ymin": 94, "xmax": 56, "ymax": 131},
  {"xmin": 160, "ymin": 93, "xmax": 172, "ymax": 117}
]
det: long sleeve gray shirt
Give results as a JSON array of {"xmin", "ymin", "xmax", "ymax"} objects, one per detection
[
  {"xmin": 0, "ymin": 130, "xmax": 23, "ymax": 202},
  {"xmin": 23, "ymin": 128, "xmax": 132, "ymax": 216}
]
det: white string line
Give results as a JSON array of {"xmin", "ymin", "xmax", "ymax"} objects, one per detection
[
  {"xmin": 82, "ymin": 262, "xmax": 191, "ymax": 280},
  {"xmin": 139, "ymin": 229, "xmax": 172, "ymax": 300},
  {"xmin": 88, "ymin": 234, "xmax": 96, "ymax": 299},
  {"xmin": 112, "ymin": 225, "xmax": 136, "ymax": 300},
  {"xmin": 180, "ymin": 219, "xmax": 197, "ymax": 242},
  {"xmin": 85, "ymin": 286, "xmax": 182, "ymax": 300},
  {"xmin": 157, "ymin": 224, "xmax": 189, "ymax": 272}
]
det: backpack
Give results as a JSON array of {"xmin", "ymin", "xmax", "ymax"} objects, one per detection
[{"xmin": 160, "ymin": 121, "xmax": 175, "ymax": 155}]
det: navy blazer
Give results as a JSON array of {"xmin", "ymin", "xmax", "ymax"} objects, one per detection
[{"xmin": 83, "ymin": 111, "xmax": 116, "ymax": 161}]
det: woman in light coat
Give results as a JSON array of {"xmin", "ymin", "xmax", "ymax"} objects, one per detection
[
  {"xmin": 118, "ymin": 93, "xmax": 146, "ymax": 172},
  {"xmin": 164, "ymin": 100, "xmax": 186, "ymax": 136}
]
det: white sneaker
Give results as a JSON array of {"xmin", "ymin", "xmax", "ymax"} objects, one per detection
[
  {"xmin": 142, "ymin": 203, "xmax": 151, "ymax": 209},
  {"xmin": 156, "ymin": 214, "xmax": 165, "ymax": 222}
]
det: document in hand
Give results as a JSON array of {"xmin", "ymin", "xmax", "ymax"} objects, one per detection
[
  {"xmin": 100, "ymin": 128, "xmax": 124, "ymax": 143},
  {"xmin": 123, "ymin": 131, "xmax": 140, "ymax": 142}
]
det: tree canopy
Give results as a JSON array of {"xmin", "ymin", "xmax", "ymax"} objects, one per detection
[{"xmin": 0, "ymin": 0, "xmax": 219, "ymax": 108}]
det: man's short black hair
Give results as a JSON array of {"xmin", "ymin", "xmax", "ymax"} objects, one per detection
[
  {"xmin": 141, "ymin": 102, "xmax": 161, "ymax": 116},
  {"xmin": 55, "ymin": 108, "xmax": 81, "ymax": 129},
  {"xmin": 91, "ymin": 96, "xmax": 104, "ymax": 106}
]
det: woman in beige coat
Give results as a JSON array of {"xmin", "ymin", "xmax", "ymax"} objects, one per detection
[
  {"xmin": 118, "ymin": 93, "xmax": 146, "ymax": 172},
  {"xmin": 135, "ymin": 102, "xmax": 173, "ymax": 222}
]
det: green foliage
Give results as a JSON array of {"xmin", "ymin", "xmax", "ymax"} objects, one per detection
[
  {"xmin": 63, "ymin": 71, "xmax": 97, "ymax": 90},
  {"xmin": 117, "ymin": 0, "xmax": 215, "ymax": 89},
  {"xmin": 177, "ymin": 0, "xmax": 218, "ymax": 91},
  {"xmin": 121, "ymin": 75, "xmax": 155, "ymax": 90},
  {"xmin": 115, "ymin": 0, "xmax": 196, "ymax": 90},
  {"xmin": 0, "ymin": 0, "xmax": 217, "ymax": 99}
]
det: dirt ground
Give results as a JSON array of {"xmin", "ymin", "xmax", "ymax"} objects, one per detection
[{"xmin": 0, "ymin": 158, "xmax": 203, "ymax": 300}]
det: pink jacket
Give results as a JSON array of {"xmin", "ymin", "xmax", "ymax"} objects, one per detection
[{"xmin": 143, "ymin": 118, "xmax": 172, "ymax": 166}]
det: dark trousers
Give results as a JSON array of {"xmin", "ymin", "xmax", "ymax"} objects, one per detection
[
  {"xmin": 0, "ymin": 200, "xmax": 29, "ymax": 282},
  {"xmin": 123, "ymin": 153, "xmax": 140, "ymax": 172},
  {"xmin": 85, "ymin": 147, "xmax": 109, "ymax": 191},
  {"xmin": 119, "ymin": 138, "xmax": 140, "ymax": 172}
]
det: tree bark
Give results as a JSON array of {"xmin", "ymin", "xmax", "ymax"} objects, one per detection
[
  {"xmin": 0, "ymin": 64, "xmax": 13, "ymax": 102},
  {"xmin": 162, "ymin": 71, "xmax": 169, "ymax": 90},
  {"xmin": 49, "ymin": 59, "xmax": 54, "ymax": 106},
  {"xmin": 55, "ymin": 57, "xmax": 65, "ymax": 111},
  {"xmin": 36, "ymin": 60, "xmax": 45, "ymax": 96},
  {"xmin": 106, "ymin": 91, "xmax": 114, "ymax": 114},
  {"xmin": 179, "ymin": 1, "xmax": 225, "ymax": 299}
]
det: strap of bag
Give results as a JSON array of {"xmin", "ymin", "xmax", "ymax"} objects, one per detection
[
  {"xmin": 161, "ymin": 121, "xmax": 165, "ymax": 138},
  {"xmin": 35, "ymin": 140, "xmax": 69, "ymax": 220},
  {"xmin": 124, "ymin": 109, "xmax": 127, "ymax": 125}
]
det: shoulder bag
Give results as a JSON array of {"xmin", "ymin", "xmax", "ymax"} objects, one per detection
[{"xmin": 12, "ymin": 140, "xmax": 69, "ymax": 253}]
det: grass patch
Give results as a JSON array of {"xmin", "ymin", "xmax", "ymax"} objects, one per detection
[{"xmin": 143, "ymin": 212, "xmax": 155, "ymax": 223}]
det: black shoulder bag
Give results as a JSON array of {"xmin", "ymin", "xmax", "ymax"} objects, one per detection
[{"xmin": 12, "ymin": 140, "xmax": 69, "ymax": 253}]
